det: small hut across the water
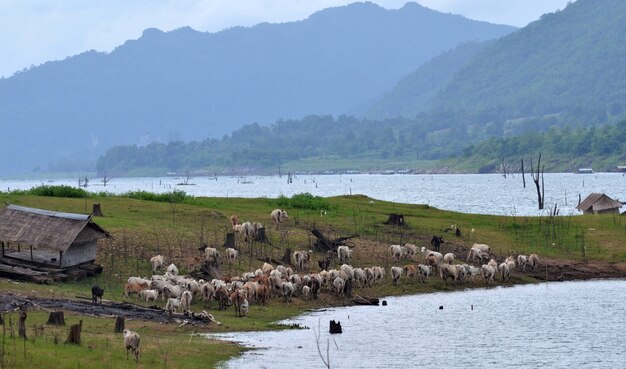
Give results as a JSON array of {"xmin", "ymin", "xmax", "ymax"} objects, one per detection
[
  {"xmin": 0, "ymin": 204, "xmax": 109, "ymax": 269},
  {"xmin": 576, "ymin": 193, "xmax": 623, "ymax": 215}
]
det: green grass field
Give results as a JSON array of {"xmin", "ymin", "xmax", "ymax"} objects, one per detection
[{"xmin": 0, "ymin": 191, "xmax": 625, "ymax": 368}]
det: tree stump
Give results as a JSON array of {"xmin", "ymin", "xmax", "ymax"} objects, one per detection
[
  {"xmin": 114, "ymin": 316, "xmax": 125, "ymax": 333},
  {"xmin": 224, "ymin": 232, "xmax": 236, "ymax": 249},
  {"xmin": 92, "ymin": 203, "xmax": 103, "ymax": 217},
  {"xmin": 46, "ymin": 311, "xmax": 65, "ymax": 325},
  {"xmin": 384, "ymin": 214, "xmax": 405, "ymax": 226},
  {"xmin": 65, "ymin": 320, "xmax": 82, "ymax": 345},
  {"xmin": 255, "ymin": 227, "xmax": 271, "ymax": 244},
  {"xmin": 18, "ymin": 307, "xmax": 27, "ymax": 339},
  {"xmin": 282, "ymin": 248, "xmax": 293, "ymax": 265}
]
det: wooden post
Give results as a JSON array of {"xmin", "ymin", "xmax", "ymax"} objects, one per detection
[
  {"xmin": 114, "ymin": 316, "xmax": 125, "ymax": 333},
  {"xmin": 17, "ymin": 243, "xmax": 20, "ymax": 252},
  {"xmin": 2, "ymin": 241, "xmax": 4, "ymax": 256},
  {"xmin": 46, "ymin": 311, "xmax": 65, "ymax": 325},
  {"xmin": 65, "ymin": 320, "xmax": 82, "ymax": 345},
  {"xmin": 18, "ymin": 305, "xmax": 27, "ymax": 339},
  {"xmin": 30, "ymin": 246, "xmax": 33, "ymax": 261},
  {"xmin": 92, "ymin": 203, "xmax": 103, "ymax": 217},
  {"xmin": 59, "ymin": 251, "xmax": 63, "ymax": 267}
]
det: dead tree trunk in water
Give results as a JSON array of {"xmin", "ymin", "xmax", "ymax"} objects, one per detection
[
  {"xmin": 530, "ymin": 154, "xmax": 545, "ymax": 210},
  {"xmin": 521, "ymin": 159, "xmax": 526, "ymax": 188}
]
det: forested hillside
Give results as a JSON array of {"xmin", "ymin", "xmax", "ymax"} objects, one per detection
[
  {"xmin": 368, "ymin": 0, "xmax": 626, "ymax": 130},
  {"xmin": 454, "ymin": 120, "xmax": 626, "ymax": 173}
]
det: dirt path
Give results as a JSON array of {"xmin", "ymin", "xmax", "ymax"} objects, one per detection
[{"xmin": 0, "ymin": 294, "xmax": 218, "ymax": 326}]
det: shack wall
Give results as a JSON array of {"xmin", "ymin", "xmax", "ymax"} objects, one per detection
[{"xmin": 62, "ymin": 241, "xmax": 97, "ymax": 267}]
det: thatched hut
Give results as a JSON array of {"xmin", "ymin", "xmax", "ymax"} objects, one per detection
[
  {"xmin": 0, "ymin": 204, "xmax": 109, "ymax": 268},
  {"xmin": 576, "ymin": 193, "xmax": 623, "ymax": 215}
]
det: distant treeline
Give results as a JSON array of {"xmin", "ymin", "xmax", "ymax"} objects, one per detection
[
  {"xmin": 97, "ymin": 112, "xmax": 589, "ymax": 175},
  {"xmin": 458, "ymin": 119, "xmax": 626, "ymax": 172}
]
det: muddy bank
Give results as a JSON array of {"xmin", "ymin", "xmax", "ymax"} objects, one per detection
[{"xmin": 0, "ymin": 294, "xmax": 218, "ymax": 326}]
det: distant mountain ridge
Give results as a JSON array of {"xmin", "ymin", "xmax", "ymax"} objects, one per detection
[{"xmin": 0, "ymin": 1, "xmax": 516, "ymax": 175}]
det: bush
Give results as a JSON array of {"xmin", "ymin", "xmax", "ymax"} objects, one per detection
[
  {"xmin": 122, "ymin": 190, "xmax": 188, "ymax": 203},
  {"xmin": 275, "ymin": 192, "xmax": 330, "ymax": 211},
  {"xmin": 14, "ymin": 185, "xmax": 89, "ymax": 198}
]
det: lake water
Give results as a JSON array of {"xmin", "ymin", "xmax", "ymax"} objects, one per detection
[
  {"xmin": 212, "ymin": 280, "xmax": 626, "ymax": 369},
  {"xmin": 1, "ymin": 173, "xmax": 624, "ymax": 216}
]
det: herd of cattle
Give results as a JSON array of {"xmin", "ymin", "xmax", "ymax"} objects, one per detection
[
  {"xmin": 104, "ymin": 209, "xmax": 543, "ymax": 363},
  {"xmin": 117, "ymin": 238, "xmax": 540, "ymax": 323}
]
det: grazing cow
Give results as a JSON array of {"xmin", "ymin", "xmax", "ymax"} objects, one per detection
[
  {"xmin": 471, "ymin": 243, "xmax": 491, "ymax": 255},
  {"xmin": 124, "ymin": 282, "xmax": 148, "ymax": 298},
  {"xmin": 403, "ymin": 264, "xmax": 417, "ymax": 280},
  {"xmin": 337, "ymin": 245, "xmax": 353, "ymax": 264},
  {"xmin": 180, "ymin": 290, "xmax": 193, "ymax": 313},
  {"xmin": 293, "ymin": 250, "xmax": 310, "ymax": 271},
  {"xmin": 333, "ymin": 277, "xmax": 345, "ymax": 297},
  {"xmin": 421, "ymin": 247, "xmax": 443, "ymax": 271},
  {"xmin": 165, "ymin": 297, "xmax": 181, "ymax": 314},
  {"xmin": 271, "ymin": 209, "xmax": 289, "ymax": 228},
  {"xmin": 215, "ymin": 287, "xmax": 230, "ymax": 310},
  {"xmin": 389, "ymin": 245, "xmax": 403, "ymax": 262},
  {"xmin": 166, "ymin": 263, "xmax": 179, "ymax": 276},
  {"xmin": 91, "ymin": 285, "xmax": 104, "ymax": 304},
  {"xmin": 528, "ymin": 254, "xmax": 540, "ymax": 270},
  {"xmin": 139, "ymin": 289, "xmax": 159, "ymax": 303},
  {"xmin": 150, "ymin": 255, "xmax": 165, "ymax": 273},
  {"xmin": 204, "ymin": 247, "xmax": 220, "ymax": 262},
  {"xmin": 230, "ymin": 290, "xmax": 246, "ymax": 317},
  {"xmin": 430, "ymin": 235, "xmax": 444, "ymax": 252},
  {"xmin": 123, "ymin": 330, "xmax": 141, "ymax": 362},
  {"xmin": 282, "ymin": 281, "xmax": 295, "ymax": 302},
  {"xmin": 467, "ymin": 247, "xmax": 488, "ymax": 263},
  {"xmin": 517, "ymin": 255, "xmax": 528, "ymax": 271},
  {"xmin": 417, "ymin": 264, "xmax": 432, "ymax": 283},
  {"xmin": 443, "ymin": 252, "xmax": 455, "ymax": 265},
  {"xmin": 302, "ymin": 285, "xmax": 311, "ymax": 301},
  {"xmin": 403, "ymin": 243, "xmax": 417, "ymax": 260},
  {"xmin": 391, "ymin": 266, "xmax": 403, "ymax": 285},
  {"xmin": 481, "ymin": 264, "xmax": 496, "ymax": 284},
  {"xmin": 256, "ymin": 284, "xmax": 270, "ymax": 305},
  {"xmin": 439, "ymin": 263, "xmax": 459, "ymax": 284},
  {"xmin": 225, "ymin": 248, "xmax": 238, "ymax": 263}
]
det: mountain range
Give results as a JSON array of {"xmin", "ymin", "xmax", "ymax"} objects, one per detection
[{"xmin": 0, "ymin": 2, "xmax": 515, "ymax": 175}]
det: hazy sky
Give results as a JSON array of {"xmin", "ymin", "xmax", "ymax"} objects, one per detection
[{"xmin": 0, "ymin": 0, "xmax": 571, "ymax": 78}]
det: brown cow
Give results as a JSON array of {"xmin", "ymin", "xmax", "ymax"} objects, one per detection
[
  {"xmin": 124, "ymin": 282, "xmax": 149, "ymax": 298},
  {"xmin": 229, "ymin": 290, "xmax": 246, "ymax": 317},
  {"xmin": 215, "ymin": 287, "xmax": 230, "ymax": 310}
]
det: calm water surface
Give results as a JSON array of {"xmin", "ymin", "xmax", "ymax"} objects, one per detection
[
  {"xmin": 212, "ymin": 280, "xmax": 626, "ymax": 369},
  {"xmin": 2, "ymin": 173, "xmax": 624, "ymax": 216}
]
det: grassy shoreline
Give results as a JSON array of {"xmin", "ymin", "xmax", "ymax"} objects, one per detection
[{"xmin": 0, "ymin": 192, "xmax": 625, "ymax": 368}]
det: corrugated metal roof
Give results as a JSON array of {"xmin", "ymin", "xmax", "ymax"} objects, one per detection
[{"xmin": 0, "ymin": 204, "xmax": 109, "ymax": 252}]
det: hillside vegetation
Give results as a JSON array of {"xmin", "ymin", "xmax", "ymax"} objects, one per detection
[
  {"xmin": 453, "ymin": 119, "xmax": 626, "ymax": 173},
  {"xmin": 372, "ymin": 0, "xmax": 626, "ymax": 131}
]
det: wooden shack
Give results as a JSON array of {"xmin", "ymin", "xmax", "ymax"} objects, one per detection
[
  {"xmin": 576, "ymin": 193, "xmax": 623, "ymax": 215},
  {"xmin": 0, "ymin": 204, "xmax": 109, "ymax": 269}
]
